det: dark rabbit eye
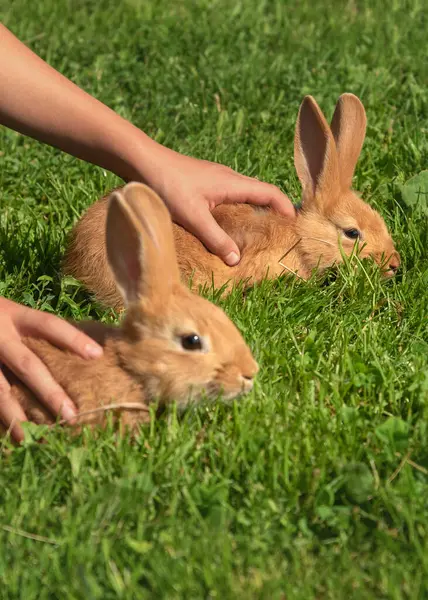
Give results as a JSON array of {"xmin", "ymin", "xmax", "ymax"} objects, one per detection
[
  {"xmin": 344, "ymin": 228, "xmax": 360, "ymax": 240},
  {"xmin": 181, "ymin": 334, "xmax": 203, "ymax": 351}
]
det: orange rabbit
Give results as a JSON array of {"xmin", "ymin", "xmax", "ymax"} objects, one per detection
[
  {"xmin": 2, "ymin": 183, "xmax": 257, "ymax": 437},
  {"xmin": 64, "ymin": 94, "xmax": 400, "ymax": 310}
]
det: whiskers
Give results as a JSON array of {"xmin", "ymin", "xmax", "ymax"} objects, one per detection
[
  {"xmin": 302, "ymin": 236, "xmax": 337, "ymax": 248},
  {"xmin": 277, "ymin": 236, "xmax": 337, "ymax": 279},
  {"xmin": 278, "ymin": 238, "xmax": 305, "ymax": 280},
  {"xmin": 53, "ymin": 402, "xmax": 150, "ymax": 427}
]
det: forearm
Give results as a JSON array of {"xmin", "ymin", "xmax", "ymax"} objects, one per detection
[
  {"xmin": 0, "ymin": 24, "xmax": 164, "ymax": 182},
  {"xmin": 0, "ymin": 26, "xmax": 295, "ymax": 266}
]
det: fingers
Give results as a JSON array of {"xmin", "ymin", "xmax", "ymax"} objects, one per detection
[
  {"xmin": 185, "ymin": 176, "xmax": 295, "ymax": 265},
  {"xmin": 184, "ymin": 209, "xmax": 241, "ymax": 266},
  {"xmin": 20, "ymin": 305, "xmax": 103, "ymax": 359},
  {"xmin": 0, "ymin": 368, "xmax": 27, "ymax": 443},
  {"xmin": 0, "ymin": 337, "xmax": 77, "ymax": 423},
  {"xmin": 0, "ymin": 299, "xmax": 101, "ymax": 441},
  {"xmin": 223, "ymin": 176, "xmax": 297, "ymax": 218}
]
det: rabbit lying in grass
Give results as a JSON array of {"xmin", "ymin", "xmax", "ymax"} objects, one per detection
[
  {"xmin": 64, "ymin": 94, "xmax": 400, "ymax": 310},
  {"xmin": 2, "ymin": 183, "xmax": 258, "ymax": 437}
]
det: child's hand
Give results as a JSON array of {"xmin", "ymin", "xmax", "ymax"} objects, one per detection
[
  {"xmin": 0, "ymin": 23, "xmax": 295, "ymax": 267},
  {"xmin": 0, "ymin": 298, "xmax": 103, "ymax": 442},
  {"xmin": 140, "ymin": 149, "xmax": 296, "ymax": 266}
]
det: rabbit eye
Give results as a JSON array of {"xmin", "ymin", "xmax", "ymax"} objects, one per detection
[
  {"xmin": 344, "ymin": 228, "xmax": 361, "ymax": 240},
  {"xmin": 181, "ymin": 334, "xmax": 203, "ymax": 351}
]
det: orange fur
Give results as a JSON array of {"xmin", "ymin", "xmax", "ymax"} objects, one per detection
[
  {"xmin": 63, "ymin": 94, "xmax": 400, "ymax": 310},
  {"xmin": 3, "ymin": 184, "xmax": 258, "ymax": 438}
]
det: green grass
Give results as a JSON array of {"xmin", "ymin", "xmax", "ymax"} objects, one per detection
[{"xmin": 1, "ymin": 0, "xmax": 428, "ymax": 597}]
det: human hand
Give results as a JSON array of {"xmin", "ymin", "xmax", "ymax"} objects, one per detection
[
  {"xmin": 141, "ymin": 149, "xmax": 296, "ymax": 266},
  {"xmin": 0, "ymin": 298, "xmax": 103, "ymax": 442},
  {"xmin": 0, "ymin": 24, "xmax": 294, "ymax": 267}
]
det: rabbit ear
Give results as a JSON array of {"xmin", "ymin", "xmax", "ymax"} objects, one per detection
[
  {"xmin": 106, "ymin": 182, "xmax": 180, "ymax": 307},
  {"xmin": 330, "ymin": 93, "xmax": 367, "ymax": 190},
  {"xmin": 294, "ymin": 96, "xmax": 340, "ymax": 209}
]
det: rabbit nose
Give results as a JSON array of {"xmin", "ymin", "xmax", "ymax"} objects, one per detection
[
  {"xmin": 241, "ymin": 375, "xmax": 254, "ymax": 391},
  {"xmin": 383, "ymin": 253, "xmax": 400, "ymax": 278},
  {"xmin": 241, "ymin": 362, "xmax": 258, "ymax": 390},
  {"xmin": 388, "ymin": 253, "xmax": 400, "ymax": 273}
]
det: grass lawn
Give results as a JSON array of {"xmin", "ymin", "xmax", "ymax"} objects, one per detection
[{"xmin": 1, "ymin": 0, "xmax": 428, "ymax": 597}]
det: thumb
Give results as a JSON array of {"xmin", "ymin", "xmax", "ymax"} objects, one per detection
[{"xmin": 186, "ymin": 210, "xmax": 241, "ymax": 266}]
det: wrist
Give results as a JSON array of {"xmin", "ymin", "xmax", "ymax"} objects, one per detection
[{"xmin": 102, "ymin": 117, "xmax": 176, "ymax": 189}]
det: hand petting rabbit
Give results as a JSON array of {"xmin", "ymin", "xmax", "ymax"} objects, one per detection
[
  {"xmin": 1, "ymin": 183, "xmax": 258, "ymax": 437},
  {"xmin": 64, "ymin": 94, "xmax": 400, "ymax": 310}
]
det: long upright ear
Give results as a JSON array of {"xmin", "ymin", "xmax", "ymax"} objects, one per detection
[
  {"xmin": 294, "ymin": 96, "xmax": 340, "ymax": 209},
  {"xmin": 330, "ymin": 93, "xmax": 367, "ymax": 190},
  {"xmin": 106, "ymin": 182, "xmax": 180, "ymax": 307}
]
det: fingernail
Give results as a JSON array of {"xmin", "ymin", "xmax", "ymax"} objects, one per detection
[
  {"xmin": 61, "ymin": 402, "xmax": 77, "ymax": 421},
  {"xmin": 85, "ymin": 344, "xmax": 103, "ymax": 359},
  {"xmin": 225, "ymin": 252, "xmax": 240, "ymax": 266},
  {"xmin": 11, "ymin": 424, "xmax": 25, "ymax": 444}
]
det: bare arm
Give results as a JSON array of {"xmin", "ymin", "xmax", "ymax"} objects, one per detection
[
  {"xmin": 0, "ymin": 23, "xmax": 295, "ymax": 264},
  {"xmin": 0, "ymin": 23, "xmax": 156, "ymax": 183}
]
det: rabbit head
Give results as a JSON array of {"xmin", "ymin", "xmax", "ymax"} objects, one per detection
[
  {"xmin": 105, "ymin": 182, "xmax": 258, "ymax": 407},
  {"xmin": 294, "ymin": 94, "xmax": 400, "ymax": 277}
]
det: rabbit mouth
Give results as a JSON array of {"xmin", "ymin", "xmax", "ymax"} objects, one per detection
[
  {"xmin": 202, "ymin": 379, "xmax": 253, "ymax": 402},
  {"xmin": 214, "ymin": 379, "xmax": 254, "ymax": 400},
  {"xmin": 378, "ymin": 257, "xmax": 400, "ymax": 278},
  {"xmin": 172, "ymin": 385, "xmax": 245, "ymax": 409}
]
